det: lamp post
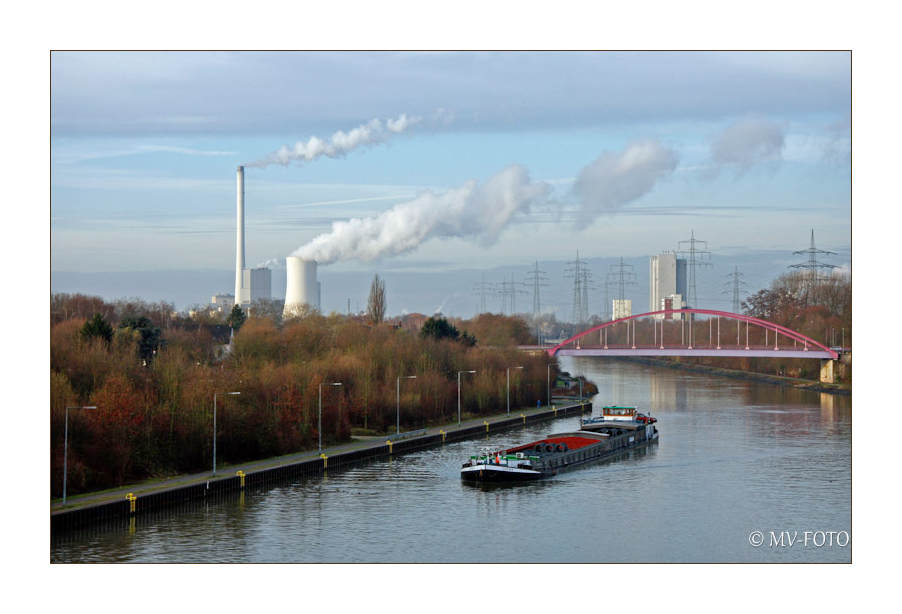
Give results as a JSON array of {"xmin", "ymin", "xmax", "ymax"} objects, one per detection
[
  {"xmin": 547, "ymin": 363, "xmax": 553, "ymax": 407},
  {"xmin": 507, "ymin": 366, "xmax": 523, "ymax": 416},
  {"xmin": 396, "ymin": 375, "xmax": 417, "ymax": 435},
  {"xmin": 457, "ymin": 370, "xmax": 476, "ymax": 427},
  {"xmin": 63, "ymin": 406, "xmax": 97, "ymax": 506},
  {"xmin": 319, "ymin": 382, "xmax": 342, "ymax": 452},
  {"xmin": 213, "ymin": 392, "xmax": 240, "ymax": 476}
]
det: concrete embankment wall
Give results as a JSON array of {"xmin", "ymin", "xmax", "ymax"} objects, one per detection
[{"xmin": 51, "ymin": 402, "xmax": 590, "ymax": 533}]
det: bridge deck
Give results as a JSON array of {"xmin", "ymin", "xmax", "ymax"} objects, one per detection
[{"xmin": 554, "ymin": 347, "xmax": 835, "ymax": 359}]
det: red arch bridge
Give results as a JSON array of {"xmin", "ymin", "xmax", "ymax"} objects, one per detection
[{"xmin": 537, "ymin": 309, "xmax": 841, "ymax": 382}]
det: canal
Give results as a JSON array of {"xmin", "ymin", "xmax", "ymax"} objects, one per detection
[{"xmin": 50, "ymin": 357, "xmax": 851, "ymax": 563}]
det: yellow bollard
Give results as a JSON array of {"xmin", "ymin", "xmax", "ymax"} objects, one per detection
[
  {"xmin": 440, "ymin": 430, "xmax": 446, "ymax": 442},
  {"xmin": 521, "ymin": 413, "xmax": 526, "ymax": 424},
  {"xmin": 237, "ymin": 470, "xmax": 245, "ymax": 488},
  {"xmin": 320, "ymin": 453, "xmax": 328, "ymax": 469},
  {"xmin": 484, "ymin": 421, "xmax": 489, "ymax": 433},
  {"xmin": 386, "ymin": 440, "xmax": 393, "ymax": 454},
  {"xmin": 553, "ymin": 405, "xmax": 557, "ymax": 416},
  {"xmin": 126, "ymin": 492, "xmax": 137, "ymax": 514}
]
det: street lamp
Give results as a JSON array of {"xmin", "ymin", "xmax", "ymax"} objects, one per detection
[
  {"xmin": 457, "ymin": 370, "xmax": 476, "ymax": 427},
  {"xmin": 396, "ymin": 375, "xmax": 417, "ymax": 435},
  {"xmin": 547, "ymin": 363, "xmax": 553, "ymax": 407},
  {"xmin": 319, "ymin": 382, "xmax": 342, "ymax": 452},
  {"xmin": 507, "ymin": 366, "xmax": 523, "ymax": 416},
  {"xmin": 63, "ymin": 406, "xmax": 97, "ymax": 506},
  {"xmin": 213, "ymin": 392, "xmax": 240, "ymax": 477}
]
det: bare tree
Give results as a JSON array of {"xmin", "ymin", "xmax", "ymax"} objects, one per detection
[{"xmin": 367, "ymin": 274, "xmax": 387, "ymax": 325}]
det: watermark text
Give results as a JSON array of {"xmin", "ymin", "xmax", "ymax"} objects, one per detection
[{"xmin": 748, "ymin": 530, "xmax": 850, "ymax": 548}]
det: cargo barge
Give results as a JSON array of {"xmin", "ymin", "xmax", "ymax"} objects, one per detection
[
  {"xmin": 460, "ymin": 413, "xmax": 658, "ymax": 483},
  {"xmin": 579, "ymin": 405, "xmax": 656, "ymax": 432}
]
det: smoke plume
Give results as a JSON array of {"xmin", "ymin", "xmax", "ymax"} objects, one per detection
[
  {"xmin": 294, "ymin": 165, "xmax": 549, "ymax": 264},
  {"xmin": 573, "ymin": 138, "xmax": 679, "ymax": 224},
  {"xmin": 256, "ymin": 258, "xmax": 282, "ymax": 269},
  {"xmin": 709, "ymin": 113, "xmax": 785, "ymax": 175},
  {"xmin": 249, "ymin": 113, "xmax": 421, "ymax": 168}
]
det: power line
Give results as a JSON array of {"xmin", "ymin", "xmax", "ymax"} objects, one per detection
[
  {"xmin": 498, "ymin": 273, "xmax": 527, "ymax": 315},
  {"xmin": 472, "ymin": 273, "xmax": 493, "ymax": 315},
  {"xmin": 790, "ymin": 229, "xmax": 837, "ymax": 290},
  {"xmin": 606, "ymin": 257, "xmax": 637, "ymax": 318},
  {"xmin": 525, "ymin": 261, "xmax": 549, "ymax": 318},
  {"xmin": 566, "ymin": 251, "xmax": 590, "ymax": 327},
  {"xmin": 607, "ymin": 257, "xmax": 638, "ymax": 300},
  {"xmin": 676, "ymin": 230, "xmax": 712, "ymax": 309},
  {"xmin": 723, "ymin": 266, "xmax": 747, "ymax": 314}
]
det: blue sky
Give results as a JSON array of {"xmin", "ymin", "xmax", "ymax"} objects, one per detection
[{"xmin": 50, "ymin": 51, "xmax": 851, "ymax": 316}]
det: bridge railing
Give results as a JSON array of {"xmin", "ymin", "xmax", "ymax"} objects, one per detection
[{"xmin": 547, "ymin": 309, "xmax": 838, "ymax": 360}]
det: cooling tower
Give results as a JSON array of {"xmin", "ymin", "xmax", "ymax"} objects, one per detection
[
  {"xmin": 284, "ymin": 256, "xmax": 320, "ymax": 316},
  {"xmin": 235, "ymin": 166, "xmax": 246, "ymax": 304}
]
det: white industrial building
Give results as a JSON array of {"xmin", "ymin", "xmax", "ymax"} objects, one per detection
[
  {"xmin": 649, "ymin": 252, "xmax": 688, "ymax": 319},
  {"xmin": 211, "ymin": 293, "xmax": 236, "ymax": 313},
  {"xmin": 239, "ymin": 267, "xmax": 272, "ymax": 305},
  {"xmin": 612, "ymin": 299, "xmax": 632, "ymax": 320}
]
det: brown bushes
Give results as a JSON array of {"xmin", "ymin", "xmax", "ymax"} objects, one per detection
[{"xmin": 51, "ymin": 303, "xmax": 554, "ymax": 498}]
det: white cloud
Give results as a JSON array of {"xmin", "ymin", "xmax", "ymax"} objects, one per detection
[
  {"xmin": 572, "ymin": 138, "xmax": 679, "ymax": 224},
  {"xmin": 709, "ymin": 114, "xmax": 785, "ymax": 175}
]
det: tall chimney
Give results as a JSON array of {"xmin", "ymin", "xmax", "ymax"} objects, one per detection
[{"xmin": 235, "ymin": 165, "xmax": 245, "ymax": 305}]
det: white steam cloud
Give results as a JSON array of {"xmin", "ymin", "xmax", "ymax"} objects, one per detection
[
  {"xmin": 709, "ymin": 113, "xmax": 785, "ymax": 174},
  {"xmin": 573, "ymin": 138, "xmax": 679, "ymax": 224},
  {"xmin": 256, "ymin": 258, "xmax": 282, "ymax": 269},
  {"xmin": 249, "ymin": 113, "xmax": 421, "ymax": 168},
  {"xmin": 294, "ymin": 165, "xmax": 549, "ymax": 264}
]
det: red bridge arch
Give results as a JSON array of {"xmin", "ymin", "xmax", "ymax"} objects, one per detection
[{"xmin": 546, "ymin": 309, "xmax": 838, "ymax": 360}]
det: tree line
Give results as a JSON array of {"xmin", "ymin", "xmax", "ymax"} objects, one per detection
[{"xmin": 50, "ymin": 293, "xmax": 559, "ymax": 499}]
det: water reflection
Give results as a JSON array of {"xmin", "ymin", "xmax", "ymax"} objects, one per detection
[{"xmin": 51, "ymin": 359, "xmax": 850, "ymax": 563}]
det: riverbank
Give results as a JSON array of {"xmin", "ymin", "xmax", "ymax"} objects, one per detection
[
  {"xmin": 51, "ymin": 400, "xmax": 591, "ymax": 531},
  {"xmin": 621, "ymin": 356, "xmax": 851, "ymax": 396}
]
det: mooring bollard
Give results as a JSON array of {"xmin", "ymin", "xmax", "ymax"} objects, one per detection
[
  {"xmin": 521, "ymin": 413, "xmax": 526, "ymax": 424},
  {"xmin": 237, "ymin": 470, "xmax": 246, "ymax": 488},
  {"xmin": 386, "ymin": 440, "xmax": 393, "ymax": 454},
  {"xmin": 126, "ymin": 492, "xmax": 137, "ymax": 514},
  {"xmin": 320, "ymin": 453, "xmax": 328, "ymax": 469},
  {"xmin": 440, "ymin": 430, "xmax": 446, "ymax": 442},
  {"xmin": 553, "ymin": 405, "xmax": 557, "ymax": 416},
  {"xmin": 484, "ymin": 421, "xmax": 489, "ymax": 433}
]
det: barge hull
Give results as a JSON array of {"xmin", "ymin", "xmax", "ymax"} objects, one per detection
[
  {"xmin": 460, "ymin": 467, "xmax": 542, "ymax": 482},
  {"xmin": 461, "ymin": 426, "xmax": 659, "ymax": 484}
]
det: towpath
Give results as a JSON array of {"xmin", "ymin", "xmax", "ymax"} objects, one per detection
[{"xmin": 51, "ymin": 400, "xmax": 588, "ymax": 513}]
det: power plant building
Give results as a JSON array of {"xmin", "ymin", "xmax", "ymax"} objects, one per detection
[
  {"xmin": 242, "ymin": 267, "xmax": 272, "ymax": 304},
  {"xmin": 649, "ymin": 252, "xmax": 687, "ymax": 319},
  {"xmin": 232, "ymin": 165, "xmax": 318, "ymax": 317},
  {"xmin": 211, "ymin": 293, "xmax": 236, "ymax": 313},
  {"xmin": 283, "ymin": 256, "xmax": 320, "ymax": 317}
]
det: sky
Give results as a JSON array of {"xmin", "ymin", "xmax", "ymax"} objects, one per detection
[{"xmin": 50, "ymin": 50, "xmax": 852, "ymax": 317}]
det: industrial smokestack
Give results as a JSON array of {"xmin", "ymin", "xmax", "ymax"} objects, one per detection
[
  {"xmin": 235, "ymin": 165, "xmax": 246, "ymax": 305},
  {"xmin": 284, "ymin": 256, "xmax": 320, "ymax": 317}
]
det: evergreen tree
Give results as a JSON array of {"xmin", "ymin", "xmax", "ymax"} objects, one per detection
[
  {"xmin": 119, "ymin": 316, "xmax": 162, "ymax": 362},
  {"xmin": 80, "ymin": 312, "xmax": 114, "ymax": 345},
  {"xmin": 227, "ymin": 304, "xmax": 247, "ymax": 331}
]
